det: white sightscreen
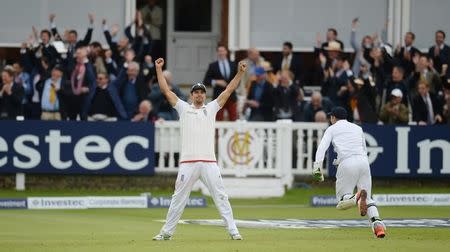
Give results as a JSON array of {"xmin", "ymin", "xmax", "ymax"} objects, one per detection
[
  {"xmin": 249, "ymin": 0, "xmax": 388, "ymax": 51},
  {"xmin": 0, "ymin": 0, "xmax": 126, "ymax": 46},
  {"xmin": 410, "ymin": 0, "xmax": 450, "ymax": 50}
]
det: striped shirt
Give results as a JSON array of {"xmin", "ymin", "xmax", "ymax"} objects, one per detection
[{"xmin": 174, "ymin": 99, "xmax": 221, "ymax": 163}]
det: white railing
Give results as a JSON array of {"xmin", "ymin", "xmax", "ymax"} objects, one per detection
[{"xmin": 154, "ymin": 120, "xmax": 328, "ymax": 188}]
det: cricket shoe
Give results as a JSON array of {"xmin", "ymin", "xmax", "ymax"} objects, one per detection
[
  {"xmin": 372, "ymin": 220, "xmax": 386, "ymax": 238},
  {"xmin": 152, "ymin": 232, "xmax": 172, "ymax": 241},
  {"xmin": 230, "ymin": 233, "xmax": 243, "ymax": 240},
  {"xmin": 336, "ymin": 195, "xmax": 357, "ymax": 210},
  {"xmin": 357, "ymin": 189, "xmax": 368, "ymax": 216}
]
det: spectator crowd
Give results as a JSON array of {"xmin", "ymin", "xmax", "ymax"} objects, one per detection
[{"xmin": 0, "ymin": 10, "xmax": 449, "ymax": 126}]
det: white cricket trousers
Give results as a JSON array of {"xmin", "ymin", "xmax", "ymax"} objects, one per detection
[
  {"xmin": 160, "ymin": 162, "xmax": 239, "ymax": 235},
  {"xmin": 336, "ymin": 155, "xmax": 375, "ymax": 206}
]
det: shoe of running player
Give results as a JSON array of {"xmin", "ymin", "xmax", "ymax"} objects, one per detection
[
  {"xmin": 372, "ymin": 220, "xmax": 386, "ymax": 238},
  {"xmin": 152, "ymin": 232, "xmax": 172, "ymax": 241},
  {"xmin": 357, "ymin": 189, "xmax": 368, "ymax": 216},
  {"xmin": 230, "ymin": 233, "xmax": 243, "ymax": 240},
  {"xmin": 336, "ymin": 194, "xmax": 357, "ymax": 210}
]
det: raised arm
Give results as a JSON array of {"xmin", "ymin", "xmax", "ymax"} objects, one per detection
[
  {"xmin": 155, "ymin": 58, "xmax": 178, "ymax": 107},
  {"xmin": 216, "ymin": 61, "xmax": 247, "ymax": 107}
]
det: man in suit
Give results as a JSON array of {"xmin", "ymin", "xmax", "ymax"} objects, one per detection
[
  {"xmin": 428, "ymin": 30, "xmax": 450, "ymax": 76},
  {"xmin": 244, "ymin": 67, "xmax": 275, "ymax": 121},
  {"xmin": 412, "ymin": 80, "xmax": 443, "ymax": 125},
  {"xmin": 273, "ymin": 41, "xmax": 303, "ymax": 86},
  {"xmin": 40, "ymin": 65, "xmax": 68, "ymax": 120},
  {"xmin": 274, "ymin": 70, "xmax": 300, "ymax": 120},
  {"xmin": 321, "ymin": 28, "xmax": 345, "ymax": 52},
  {"xmin": 49, "ymin": 13, "xmax": 94, "ymax": 56},
  {"xmin": 394, "ymin": 32, "xmax": 421, "ymax": 76},
  {"xmin": 411, "ymin": 54, "xmax": 442, "ymax": 96},
  {"xmin": 203, "ymin": 45, "xmax": 238, "ymax": 121},
  {"xmin": 33, "ymin": 29, "xmax": 60, "ymax": 69},
  {"xmin": 116, "ymin": 61, "xmax": 151, "ymax": 119},
  {"xmin": 0, "ymin": 67, "xmax": 24, "ymax": 119},
  {"xmin": 81, "ymin": 71, "xmax": 127, "ymax": 121}
]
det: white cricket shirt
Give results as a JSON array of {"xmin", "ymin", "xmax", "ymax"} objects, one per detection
[
  {"xmin": 315, "ymin": 120, "xmax": 367, "ymax": 163},
  {"xmin": 174, "ymin": 99, "xmax": 221, "ymax": 163}
]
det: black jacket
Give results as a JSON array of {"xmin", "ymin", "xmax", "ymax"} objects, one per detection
[
  {"xmin": 412, "ymin": 93, "xmax": 443, "ymax": 124},
  {"xmin": 394, "ymin": 46, "xmax": 421, "ymax": 76},
  {"xmin": 203, "ymin": 60, "xmax": 237, "ymax": 101},
  {"xmin": 0, "ymin": 83, "xmax": 25, "ymax": 119},
  {"xmin": 273, "ymin": 54, "xmax": 303, "ymax": 85},
  {"xmin": 428, "ymin": 44, "xmax": 450, "ymax": 75},
  {"xmin": 247, "ymin": 80, "xmax": 275, "ymax": 121}
]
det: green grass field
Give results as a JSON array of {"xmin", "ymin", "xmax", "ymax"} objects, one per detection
[{"xmin": 1, "ymin": 187, "xmax": 449, "ymax": 252}]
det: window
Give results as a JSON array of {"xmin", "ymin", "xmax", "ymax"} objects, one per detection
[{"xmin": 174, "ymin": 0, "xmax": 212, "ymax": 32}]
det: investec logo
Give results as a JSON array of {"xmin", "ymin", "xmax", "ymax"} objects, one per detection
[
  {"xmin": 0, "ymin": 130, "xmax": 149, "ymax": 171},
  {"xmin": 365, "ymin": 127, "xmax": 450, "ymax": 174}
]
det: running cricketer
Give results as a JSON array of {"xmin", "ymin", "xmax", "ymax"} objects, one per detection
[
  {"xmin": 152, "ymin": 58, "xmax": 247, "ymax": 241},
  {"xmin": 313, "ymin": 106, "xmax": 386, "ymax": 238}
]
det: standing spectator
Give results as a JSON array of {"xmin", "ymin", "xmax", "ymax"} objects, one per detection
[
  {"xmin": 124, "ymin": 11, "xmax": 153, "ymax": 63},
  {"xmin": 321, "ymin": 28, "xmax": 345, "ymax": 52},
  {"xmin": 13, "ymin": 62, "xmax": 32, "ymax": 117},
  {"xmin": 239, "ymin": 48, "xmax": 264, "ymax": 96},
  {"xmin": 321, "ymin": 56, "xmax": 352, "ymax": 106},
  {"xmin": 89, "ymin": 42, "xmax": 107, "ymax": 75},
  {"xmin": 350, "ymin": 78, "xmax": 378, "ymax": 124},
  {"xmin": 203, "ymin": 45, "xmax": 237, "ymax": 121},
  {"xmin": 273, "ymin": 41, "xmax": 303, "ymax": 85},
  {"xmin": 0, "ymin": 67, "xmax": 24, "ymax": 119},
  {"xmin": 149, "ymin": 70, "xmax": 184, "ymax": 120},
  {"xmin": 49, "ymin": 13, "xmax": 94, "ymax": 55},
  {"xmin": 412, "ymin": 80, "xmax": 443, "ymax": 125},
  {"xmin": 394, "ymin": 32, "xmax": 421, "ymax": 76},
  {"xmin": 102, "ymin": 19, "xmax": 130, "ymax": 67},
  {"xmin": 443, "ymin": 83, "xmax": 450, "ymax": 124},
  {"xmin": 384, "ymin": 66, "xmax": 409, "ymax": 106},
  {"xmin": 132, "ymin": 100, "xmax": 158, "ymax": 122},
  {"xmin": 379, "ymin": 89, "xmax": 409, "ymax": 125},
  {"xmin": 140, "ymin": 0, "xmax": 163, "ymax": 59},
  {"xmin": 66, "ymin": 47, "xmax": 96, "ymax": 120},
  {"xmin": 244, "ymin": 67, "xmax": 274, "ymax": 121},
  {"xmin": 274, "ymin": 70, "xmax": 299, "ymax": 120},
  {"xmin": 117, "ymin": 61, "xmax": 150, "ymax": 119},
  {"xmin": 33, "ymin": 29, "xmax": 60, "ymax": 69},
  {"xmin": 141, "ymin": 55, "xmax": 156, "ymax": 86},
  {"xmin": 428, "ymin": 30, "xmax": 450, "ymax": 77},
  {"xmin": 82, "ymin": 71, "xmax": 128, "ymax": 121},
  {"xmin": 411, "ymin": 54, "xmax": 442, "ymax": 96},
  {"xmin": 350, "ymin": 18, "xmax": 373, "ymax": 77},
  {"xmin": 315, "ymin": 41, "xmax": 342, "ymax": 85},
  {"xmin": 304, "ymin": 92, "xmax": 333, "ymax": 122},
  {"xmin": 40, "ymin": 66, "xmax": 66, "ymax": 121},
  {"xmin": 293, "ymin": 89, "xmax": 307, "ymax": 122}
]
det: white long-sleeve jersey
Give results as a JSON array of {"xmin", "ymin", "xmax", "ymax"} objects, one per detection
[{"xmin": 315, "ymin": 120, "xmax": 367, "ymax": 164}]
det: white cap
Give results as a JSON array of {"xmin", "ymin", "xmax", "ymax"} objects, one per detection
[{"xmin": 391, "ymin": 88, "xmax": 403, "ymax": 98}]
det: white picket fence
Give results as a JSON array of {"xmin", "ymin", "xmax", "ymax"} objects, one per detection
[{"xmin": 154, "ymin": 120, "xmax": 329, "ymax": 188}]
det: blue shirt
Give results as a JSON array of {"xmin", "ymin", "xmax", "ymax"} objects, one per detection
[
  {"xmin": 41, "ymin": 78, "xmax": 61, "ymax": 111},
  {"xmin": 253, "ymin": 81, "xmax": 265, "ymax": 102}
]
